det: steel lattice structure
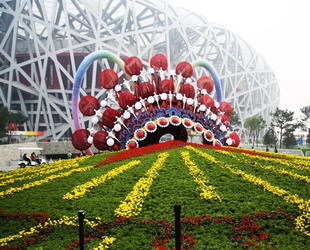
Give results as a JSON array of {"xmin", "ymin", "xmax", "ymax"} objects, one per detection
[{"xmin": 0, "ymin": 0, "xmax": 280, "ymax": 142}]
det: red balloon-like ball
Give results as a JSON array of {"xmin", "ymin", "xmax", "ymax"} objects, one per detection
[
  {"xmin": 118, "ymin": 91, "xmax": 136, "ymax": 109},
  {"xmin": 217, "ymin": 114, "xmax": 230, "ymax": 126},
  {"xmin": 157, "ymin": 79, "xmax": 174, "ymax": 94},
  {"xmin": 124, "ymin": 57, "xmax": 143, "ymax": 76},
  {"xmin": 179, "ymin": 83, "xmax": 195, "ymax": 98},
  {"xmin": 219, "ymin": 101, "xmax": 233, "ymax": 117},
  {"xmin": 198, "ymin": 95, "xmax": 215, "ymax": 109},
  {"xmin": 72, "ymin": 129, "xmax": 91, "ymax": 151},
  {"xmin": 175, "ymin": 61, "xmax": 193, "ymax": 78},
  {"xmin": 150, "ymin": 54, "xmax": 168, "ymax": 70},
  {"xmin": 93, "ymin": 130, "xmax": 109, "ymax": 150},
  {"xmin": 102, "ymin": 107, "xmax": 119, "ymax": 128},
  {"xmin": 197, "ymin": 76, "xmax": 214, "ymax": 93},
  {"xmin": 99, "ymin": 69, "xmax": 118, "ymax": 89},
  {"xmin": 79, "ymin": 96, "xmax": 100, "ymax": 116},
  {"xmin": 229, "ymin": 132, "xmax": 240, "ymax": 147},
  {"xmin": 138, "ymin": 82, "xmax": 155, "ymax": 98}
]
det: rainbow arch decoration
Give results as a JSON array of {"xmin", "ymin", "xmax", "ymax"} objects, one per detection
[{"xmin": 71, "ymin": 51, "xmax": 240, "ymax": 154}]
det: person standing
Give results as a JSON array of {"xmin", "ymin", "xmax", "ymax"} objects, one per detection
[{"xmin": 67, "ymin": 151, "xmax": 72, "ymax": 159}]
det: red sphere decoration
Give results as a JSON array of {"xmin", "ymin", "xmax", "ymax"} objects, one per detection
[
  {"xmin": 157, "ymin": 79, "xmax": 174, "ymax": 94},
  {"xmin": 150, "ymin": 54, "xmax": 168, "ymax": 70},
  {"xmin": 217, "ymin": 114, "xmax": 230, "ymax": 125},
  {"xmin": 172, "ymin": 117, "xmax": 179, "ymax": 124},
  {"xmin": 195, "ymin": 124, "xmax": 203, "ymax": 132},
  {"xmin": 79, "ymin": 95, "xmax": 100, "ymax": 116},
  {"xmin": 229, "ymin": 132, "xmax": 241, "ymax": 147},
  {"xmin": 179, "ymin": 84, "xmax": 195, "ymax": 98},
  {"xmin": 128, "ymin": 141, "xmax": 137, "ymax": 149},
  {"xmin": 99, "ymin": 69, "xmax": 118, "ymax": 89},
  {"xmin": 146, "ymin": 123, "xmax": 155, "ymax": 131},
  {"xmin": 102, "ymin": 107, "xmax": 119, "ymax": 128},
  {"xmin": 136, "ymin": 130, "xmax": 145, "ymax": 138},
  {"xmin": 118, "ymin": 91, "xmax": 137, "ymax": 109},
  {"xmin": 159, "ymin": 119, "xmax": 167, "ymax": 126},
  {"xmin": 198, "ymin": 95, "xmax": 215, "ymax": 109},
  {"xmin": 175, "ymin": 61, "xmax": 193, "ymax": 78},
  {"xmin": 124, "ymin": 56, "xmax": 143, "ymax": 76},
  {"xmin": 184, "ymin": 120, "xmax": 191, "ymax": 126},
  {"xmin": 206, "ymin": 132, "xmax": 213, "ymax": 139},
  {"xmin": 197, "ymin": 76, "xmax": 214, "ymax": 93},
  {"xmin": 93, "ymin": 131, "xmax": 109, "ymax": 150},
  {"xmin": 137, "ymin": 82, "xmax": 155, "ymax": 98},
  {"xmin": 219, "ymin": 101, "xmax": 233, "ymax": 117},
  {"xmin": 72, "ymin": 129, "xmax": 91, "ymax": 151}
]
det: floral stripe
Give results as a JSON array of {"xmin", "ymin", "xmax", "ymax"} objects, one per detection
[
  {"xmin": 0, "ymin": 159, "xmax": 87, "ymax": 187},
  {"xmin": 241, "ymin": 153, "xmax": 309, "ymax": 172},
  {"xmin": 181, "ymin": 151, "xmax": 221, "ymax": 201},
  {"xmin": 63, "ymin": 160, "xmax": 141, "ymax": 200},
  {"xmin": 93, "ymin": 236, "xmax": 117, "ymax": 249},
  {"xmin": 114, "ymin": 152, "xmax": 169, "ymax": 217},
  {"xmin": 187, "ymin": 146, "xmax": 310, "ymax": 236},
  {"xmin": 0, "ymin": 164, "xmax": 93, "ymax": 198},
  {"xmin": 0, "ymin": 157, "xmax": 88, "ymax": 181},
  {"xmin": 217, "ymin": 150, "xmax": 310, "ymax": 183}
]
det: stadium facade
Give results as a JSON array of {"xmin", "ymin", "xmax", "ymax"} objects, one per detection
[{"xmin": 0, "ymin": 0, "xmax": 280, "ymax": 142}]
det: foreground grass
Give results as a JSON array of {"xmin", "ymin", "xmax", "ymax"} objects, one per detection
[{"xmin": 0, "ymin": 141, "xmax": 309, "ymax": 249}]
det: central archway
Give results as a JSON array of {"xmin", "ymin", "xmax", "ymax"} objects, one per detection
[{"xmin": 138, "ymin": 124, "xmax": 188, "ymax": 147}]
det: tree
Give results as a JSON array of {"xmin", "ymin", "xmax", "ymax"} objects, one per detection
[
  {"xmin": 0, "ymin": 106, "xmax": 10, "ymax": 138},
  {"xmin": 263, "ymin": 127, "xmax": 278, "ymax": 147},
  {"xmin": 300, "ymin": 105, "xmax": 310, "ymax": 145},
  {"xmin": 271, "ymin": 108, "xmax": 295, "ymax": 148},
  {"xmin": 0, "ymin": 106, "xmax": 28, "ymax": 144},
  {"xmin": 282, "ymin": 128, "xmax": 297, "ymax": 149},
  {"xmin": 244, "ymin": 116, "xmax": 266, "ymax": 148},
  {"xmin": 229, "ymin": 110, "xmax": 241, "ymax": 131}
]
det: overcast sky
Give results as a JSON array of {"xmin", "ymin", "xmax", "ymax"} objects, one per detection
[{"xmin": 167, "ymin": 0, "xmax": 310, "ymax": 117}]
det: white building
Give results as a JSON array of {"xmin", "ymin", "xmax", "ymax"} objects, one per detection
[{"xmin": 0, "ymin": 0, "xmax": 280, "ymax": 142}]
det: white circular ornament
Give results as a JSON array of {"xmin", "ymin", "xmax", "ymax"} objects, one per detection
[
  {"xmin": 134, "ymin": 102, "xmax": 142, "ymax": 110},
  {"xmin": 131, "ymin": 75, "xmax": 138, "ymax": 81},
  {"xmin": 115, "ymin": 84, "xmax": 122, "ymax": 92},
  {"xmin": 147, "ymin": 96, "xmax": 155, "ymax": 104},
  {"xmin": 123, "ymin": 111, "xmax": 131, "ymax": 119},
  {"xmin": 87, "ymin": 136, "xmax": 93, "ymax": 144},
  {"xmin": 92, "ymin": 116, "xmax": 99, "ymax": 124},
  {"xmin": 214, "ymin": 101, "xmax": 220, "ymax": 108},
  {"xmin": 211, "ymin": 113, "xmax": 217, "ymax": 121},
  {"xmin": 199, "ymin": 105, "xmax": 207, "ymax": 112},
  {"xmin": 176, "ymin": 93, "xmax": 183, "ymax": 100},
  {"xmin": 114, "ymin": 123, "xmax": 122, "ymax": 132},
  {"xmin": 220, "ymin": 124, "xmax": 227, "ymax": 132},
  {"xmin": 160, "ymin": 93, "xmax": 168, "ymax": 100},
  {"xmin": 100, "ymin": 100, "xmax": 107, "ymax": 107},
  {"xmin": 148, "ymin": 68, "xmax": 155, "ymax": 74},
  {"xmin": 187, "ymin": 98, "xmax": 194, "ymax": 105},
  {"xmin": 226, "ymin": 138, "xmax": 233, "ymax": 145},
  {"xmin": 201, "ymin": 89, "xmax": 207, "ymax": 95},
  {"xmin": 185, "ymin": 78, "xmax": 192, "ymax": 83},
  {"xmin": 107, "ymin": 138, "xmax": 115, "ymax": 146}
]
